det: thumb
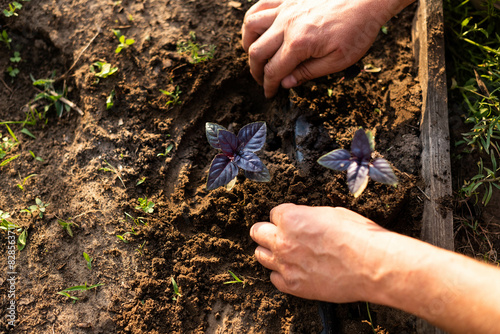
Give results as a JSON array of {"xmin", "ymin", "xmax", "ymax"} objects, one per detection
[{"xmin": 280, "ymin": 52, "xmax": 360, "ymax": 89}]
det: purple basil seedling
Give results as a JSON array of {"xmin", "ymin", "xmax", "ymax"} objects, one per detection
[
  {"xmin": 205, "ymin": 122, "xmax": 270, "ymax": 190},
  {"xmin": 318, "ymin": 129, "xmax": 397, "ymax": 197}
]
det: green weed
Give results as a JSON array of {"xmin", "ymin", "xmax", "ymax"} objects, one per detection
[
  {"xmin": 83, "ymin": 252, "xmax": 92, "ymax": 270},
  {"xmin": 57, "ymin": 282, "xmax": 104, "ymax": 303},
  {"xmin": 6, "ymin": 66, "xmax": 19, "ymax": 78},
  {"xmin": 157, "ymin": 143, "xmax": 174, "ymax": 157},
  {"xmin": 99, "ymin": 160, "xmax": 126, "ymax": 188},
  {"xmin": 135, "ymin": 197, "xmax": 154, "ymax": 214},
  {"xmin": 223, "ymin": 270, "xmax": 245, "ymax": 287},
  {"xmin": 177, "ymin": 31, "xmax": 215, "ymax": 64},
  {"xmin": 21, "ymin": 197, "xmax": 49, "ymax": 218},
  {"xmin": 1, "ymin": 30, "xmax": 11, "ymax": 49},
  {"xmin": 112, "ymin": 29, "xmax": 135, "ymax": 54},
  {"xmin": 90, "ymin": 61, "xmax": 118, "ymax": 80},
  {"xmin": 17, "ymin": 229, "xmax": 27, "ymax": 251},
  {"xmin": 160, "ymin": 86, "xmax": 182, "ymax": 107},
  {"xmin": 16, "ymin": 174, "xmax": 37, "ymax": 191},
  {"xmin": 3, "ymin": 1, "xmax": 23, "ymax": 17},
  {"xmin": 106, "ymin": 90, "xmax": 115, "ymax": 109},
  {"xmin": 171, "ymin": 277, "xmax": 182, "ymax": 301},
  {"xmin": 58, "ymin": 218, "xmax": 78, "ymax": 237},
  {"xmin": 32, "ymin": 75, "xmax": 73, "ymax": 117},
  {"xmin": 29, "ymin": 150, "xmax": 44, "ymax": 162}
]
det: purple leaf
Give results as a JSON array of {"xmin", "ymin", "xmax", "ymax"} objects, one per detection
[
  {"xmin": 206, "ymin": 123, "xmax": 227, "ymax": 149},
  {"xmin": 351, "ymin": 129, "xmax": 372, "ymax": 161},
  {"xmin": 347, "ymin": 161, "xmax": 370, "ymax": 197},
  {"xmin": 206, "ymin": 154, "xmax": 238, "ymax": 190},
  {"xmin": 317, "ymin": 149, "xmax": 351, "ymax": 171},
  {"xmin": 235, "ymin": 151, "xmax": 264, "ymax": 172},
  {"xmin": 237, "ymin": 122, "xmax": 266, "ymax": 152},
  {"xmin": 369, "ymin": 158, "xmax": 398, "ymax": 186},
  {"xmin": 245, "ymin": 163, "xmax": 271, "ymax": 182},
  {"xmin": 218, "ymin": 130, "xmax": 239, "ymax": 156}
]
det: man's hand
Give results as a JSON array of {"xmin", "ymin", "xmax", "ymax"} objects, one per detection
[
  {"xmin": 242, "ymin": 0, "xmax": 415, "ymax": 97},
  {"xmin": 250, "ymin": 203, "xmax": 392, "ymax": 303}
]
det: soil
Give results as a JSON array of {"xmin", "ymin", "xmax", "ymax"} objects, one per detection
[{"xmin": 0, "ymin": 1, "xmax": 423, "ymax": 333}]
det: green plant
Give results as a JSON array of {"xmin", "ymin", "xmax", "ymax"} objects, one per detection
[
  {"xmin": 3, "ymin": 1, "xmax": 22, "ymax": 17},
  {"xmin": 6, "ymin": 66, "xmax": 19, "ymax": 78},
  {"xmin": 0, "ymin": 210, "xmax": 20, "ymax": 230},
  {"xmin": 16, "ymin": 173, "xmax": 37, "ymax": 191},
  {"xmin": 32, "ymin": 75, "xmax": 73, "ymax": 117},
  {"xmin": 21, "ymin": 197, "xmax": 49, "ymax": 218},
  {"xmin": 57, "ymin": 282, "xmax": 104, "ymax": 303},
  {"xmin": 58, "ymin": 218, "xmax": 78, "ymax": 237},
  {"xmin": 10, "ymin": 51, "xmax": 21, "ymax": 62},
  {"xmin": 112, "ymin": 29, "xmax": 135, "ymax": 54},
  {"xmin": 106, "ymin": 90, "xmax": 115, "ymax": 109},
  {"xmin": 29, "ymin": 150, "xmax": 44, "ymax": 162},
  {"xmin": 157, "ymin": 143, "xmax": 174, "ymax": 157},
  {"xmin": 171, "ymin": 277, "xmax": 182, "ymax": 301},
  {"xmin": 90, "ymin": 61, "xmax": 118, "ymax": 80},
  {"xmin": 99, "ymin": 160, "xmax": 126, "ymax": 188},
  {"xmin": 83, "ymin": 252, "xmax": 92, "ymax": 270},
  {"xmin": 444, "ymin": 0, "xmax": 500, "ymax": 205},
  {"xmin": 1, "ymin": 30, "xmax": 12, "ymax": 49},
  {"xmin": 160, "ymin": 86, "xmax": 182, "ymax": 107},
  {"xmin": 1, "ymin": 128, "xmax": 18, "ymax": 164},
  {"xmin": 223, "ymin": 270, "xmax": 246, "ymax": 287},
  {"xmin": 124, "ymin": 212, "xmax": 147, "ymax": 226},
  {"xmin": 135, "ymin": 240, "xmax": 146, "ymax": 255},
  {"xmin": 136, "ymin": 177, "xmax": 146, "ymax": 186},
  {"xmin": 135, "ymin": 197, "xmax": 154, "ymax": 214},
  {"xmin": 17, "ymin": 229, "xmax": 27, "ymax": 251},
  {"xmin": 116, "ymin": 227, "xmax": 138, "ymax": 243},
  {"xmin": 177, "ymin": 31, "xmax": 216, "ymax": 64}
]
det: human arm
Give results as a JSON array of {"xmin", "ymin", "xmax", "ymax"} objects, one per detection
[
  {"xmin": 250, "ymin": 203, "xmax": 500, "ymax": 333},
  {"xmin": 242, "ymin": 0, "xmax": 416, "ymax": 97}
]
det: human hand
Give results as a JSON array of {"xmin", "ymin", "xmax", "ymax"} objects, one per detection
[
  {"xmin": 250, "ymin": 203, "xmax": 394, "ymax": 303},
  {"xmin": 242, "ymin": 0, "xmax": 414, "ymax": 97}
]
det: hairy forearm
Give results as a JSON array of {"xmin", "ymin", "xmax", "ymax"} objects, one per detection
[{"xmin": 369, "ymin": 232, "xmax": 500, "ymax": 333}]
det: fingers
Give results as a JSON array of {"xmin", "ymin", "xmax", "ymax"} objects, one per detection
[
  {"xmin": 269, "ymin": 203, "xmax": 296, "ymax": 226},
  {"xmin": 250, "ymin": 221, "xmax": 278, "ymax": 250},
  {"xmin": 254, "ymin": 245, "xmax": 279, "ymax": 271},
  {"xmin": 244, "ymin": 0, "xmax": 282, "ymax": 18},
  {"xmin": 247, "ymin": 27, "xmax": 284, "ymax": 86},
  {"xmin": 242, "ymin": 8, "xmax": 278, "ymax": 52}
]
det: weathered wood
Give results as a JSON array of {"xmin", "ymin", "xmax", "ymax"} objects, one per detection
[{"xmin": 412, "ymin": 0, "xmax": 453, "ymax": 333}]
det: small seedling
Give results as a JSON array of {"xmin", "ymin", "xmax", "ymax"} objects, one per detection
[
  {"xmin": 83, "ymin": 252, "xmax": 92, "ymax": 270},
  {"xmin": 160, "ymin": 86, "xmax": 182, "ymax": 107},
  {"xmin": 223, "ymin": 270, "xmax": 245, "ymax": 287},
  {"xmin": 1, "ymin": 30, "xmax": 11, "ymax": 49},
  {"xmin": 21, "ymin": 197, "xmax": 49, "ymax": 218},
  {"xmin": 157, "ymin": 143, "xmax": 174, "ymax": 157},
  {"xmin": 116, "ymin": 227, "xmax": 138, "ymax": 243},
  {"xmin": 99, "ymin": 160, "xmax": 126, "ymax": 188},
  {"xmin": 10, "ymin": 51, "xmax": 21, "ymax": 62},
  {"xmin": 124, "ymin": 212, "xmax": 147, "ymax": 226},
  {"xmin": 57, "ymin": 282, "xmax": 104, "ymax": 303},
  {"xmin": 29, "ymin": 150, "xmax": 44, "ymax": 162},
  {"xmin": 0, "ymin": 211, "xmax": 20, "ymax": 230},
  {"xmin": 16, "ymin": 173, "xmax": 37, "ymax": 191},
  {"xmin": 171, "ymin": 277, "xmax": 182, "ymax": 301},
  {"xmin": 135, "ymin": 197, "xmax": 154, "ymax": 214},
  {"xmin": 177, "ymin": 31, "xmax": 216, "ymax": 64},
  {"xmin": 90, "ymin": 61, "xmax": 118, "ymax": 79},
  {"xmin": 135, "ymin": 240, "xmax": 146, "ymax": 255},
  {"xmin": 17, "ymin": 229, "xmax": 27, "ymax": 251},
  {"xmin": 136, "ymin": 177, "xmax": 146, "ymax": 186},
  {"xmin": 57, "ymin": 218, "xmax": 78, "ymax": 237},
  {"xmin": 7, "ymin": 66, "xmax": 19, "ymax": 78},
  {"xmin": 1, "ymin": 129, "xmax": 18, "ymax": 160},
  {"xmin": 31, "ymin": 75, "xmax": 77, "ymax": 117},
  {"xmin": 106, "ymin": 90, "xmax": 115, "ymax": 109},
  {"xmin": 112, "ymin": 29, "xmax": 135, "ymax": 54},
  {"xmin": 206, "ymin": 122, "xmax": 270, "ymax": 190},
  {"xmin": 318, "ymin": 128, "xmax": 397, "ymax": 197},
  {"xmin": 3, "ymin": 1, "xmax": 22, "ymax": 17}
]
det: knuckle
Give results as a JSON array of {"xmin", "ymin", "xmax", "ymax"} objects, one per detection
[
  {"xmin": 248, "ymin": 44, "xmax": 260, "ymax": 60},
  {"xmin": 295, "ymin": 64, "xmax": 314, "ymax": 81}
]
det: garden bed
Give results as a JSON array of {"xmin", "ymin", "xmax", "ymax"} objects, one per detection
[{"xmin": 0, "ymin": 0, "xmax": 431, "ymax": 333}]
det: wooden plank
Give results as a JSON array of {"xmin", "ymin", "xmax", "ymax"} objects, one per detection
[{"xmin": 412, "ymin": 0, "xmax": 454, "ymax": 332}]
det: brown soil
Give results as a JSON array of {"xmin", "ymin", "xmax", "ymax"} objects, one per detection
[{"xmin": 0, "ymin": 1, "xmax": 422, "ymax": 333}]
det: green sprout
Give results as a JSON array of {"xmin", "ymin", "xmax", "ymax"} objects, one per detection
[
  {"xmin": 83, "ymin": 252, "xmax": 92, "ymax": 270},
  {"xmin": 57, "ymin": 218, "xmax": 78, "ymax": 237},
  {"xmin": 57, "ymin": 282, "xmax": 104, "ymax": 303},
  {"xmin": 16, "ymin": 174, "xmax": 37, "ymax": 191},
  {"xmin": 6, "ymin": 66, "xmax": 19, "ymax": 78},
  {"xmin": 31, "ymin": 74, "xmax": 78, "ymax": 117},
  {"xmin": 99, "ymin": 160, "xmax": 126, "ymax": 188},
  {"xmin": 90, "ymin": 61, "xmax": 118, "ymax": 80},
  {"xmin": 21, "ymin": 197, "xmax": 49, "ymax": 218},
  {"xmin": 3, "ymin": 2, "xmax": 23, "ymax": 17},
  {"xmin": 17, "ymin": 229, "xmax": 27, "ymax": 251},
  {"xmin": 171, "ymin": 277, "xmax": 182, "ymax": 301},
  {"xmin": 124, "ymin": 212, "xmax": 147, "ymax": 226},
  {"xmin": 176, "ymin": 31, "xmax": 216, "ymax": 64},
  {"xmin": 106, "ymin": 90, "xmax": 115, "ymax": 109},
  {"xmin": 136, "ymin": 177, "xmax": 146, "ymax": 186},
  {"xmin": 29, "ymin": 150, "xmax": 44, "ymax": 162},
  {"xmin": 116, "ymin": 227, "xmax": 138, "ymax": 243},
  {"xmin": 1, "ymin": 30, "xmax": 12, "ymax": 49},
  {"xmin": 223, "ymin": 270, "xmax": 246, "ymax": 288},
  {"xmin": 10, "ymin": 51, "xmax": 21, "ymax": 62},
  {"xmin": 112, "ymin": 29, "xmax": 135, "ymax": 54},
  {"xmin": 135, "ymin": 240, "xmax": 146, "ymax": 255},
  {"xmin": 0, "ymin": 211, "xmax": 20, "ymax": 230},
  {"xmin": 135, "ymin": 197, "xmax": 154, "ymax": 214},
  {"xmin": 157, "ymin": 143, "xmax": 174, "ymax": 157},
  {"xmin": 160, "ymin": 86, "xmax": 182, "ymax": 107}
]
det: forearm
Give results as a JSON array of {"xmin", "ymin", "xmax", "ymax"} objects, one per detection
[{"xmin": 369, "ymin": 233, "xmax": 500, "ymax": 333}]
